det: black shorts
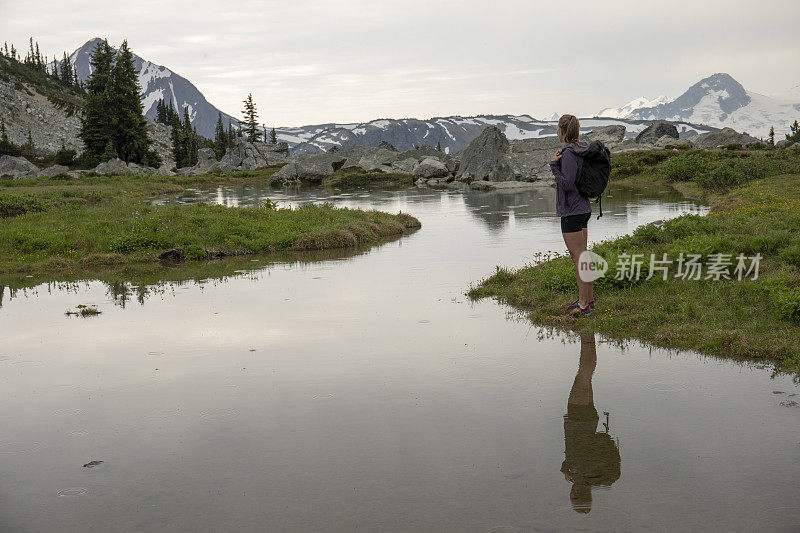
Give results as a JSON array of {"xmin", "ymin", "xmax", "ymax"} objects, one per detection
[{"xmin": 560, "ymin": 212, "xmax": 591, "ymax": 233}]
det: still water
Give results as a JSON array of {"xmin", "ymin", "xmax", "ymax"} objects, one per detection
[{"xmin": 1, "ymin": 184, "xmax": 798, "ymax": 532}]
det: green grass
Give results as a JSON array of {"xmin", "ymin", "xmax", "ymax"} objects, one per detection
[
  {"xmin": 611, "ymin": 146, "xmax": 800, "ymax": 192},
  {"xmin": 469, "ymin": 171, "xmax": 800, "ymax": 375},
  {"xmin": 0, "ymin": 168, "xmax": 420, "ymax": 277},
  {"xmin": 322, "ymin": 167, "xmax": 414, "ymax": 188}
]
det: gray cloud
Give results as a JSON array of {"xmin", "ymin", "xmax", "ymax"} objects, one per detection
[{"xmin": 1, "ymin": 0, "xmax": 798, "ymax": 125}]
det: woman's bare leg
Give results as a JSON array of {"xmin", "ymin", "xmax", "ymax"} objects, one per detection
[
  {"xmin": 562, "ymin": 231, "xmax": 589, "ymax": 306},
  {"xmin": 582, "ymin": 227, "xmax": 593, "ymax": 303}
]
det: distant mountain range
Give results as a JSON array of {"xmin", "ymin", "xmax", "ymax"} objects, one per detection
[
  {"xmin": 278, "ymin": 115, "xmax": 713, "ymax": 154},
  {"xmin": 66, "ymin": 38, "xmax": 239, "ymax": 138},
  {"xmin": 595, "ymin": 73, "xmax": 800, "ymax": 139},
  {"xmin": 62, "ymin": 39, "xmax": 798, "ymax": 150}
]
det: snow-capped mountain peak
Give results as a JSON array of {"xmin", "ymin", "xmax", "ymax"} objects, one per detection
[
  {"xmin": 596, "ymin": 95, "xmax": 671, "ymax": 118},
  {"xmin": 599, "ymin": 73, "xmax": 800, "ymax": 137}
]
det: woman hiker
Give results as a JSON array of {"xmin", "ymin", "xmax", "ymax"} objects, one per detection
[{"xmin": 550, "ymin": 114, "xmax": 594, "ymax": 316}]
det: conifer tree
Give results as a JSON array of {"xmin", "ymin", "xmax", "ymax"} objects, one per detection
[
  {"xmin": 182, "ymin": 106, "xmax": 197, "ymax": 166},
  {"xmin": 270, "ymin": 127, "xmax": 277, "ymax": 144},
  {"xmin": 60, "ymin": 52, "xmax": 73, "ymax": 86},
  {"xmin": 79, "ymin": 39, "xmax": 116, "ymax": 164},
  {"xmin": 768, "ymin": 126, "xmax": 775, "ymax": 145},
  {"xmin": 241, "ymin": 93, "xmax": 260, "ymax": 142},
  {"xmin": 111, "ymin": 41, "xmax": 150, "ymax": 163},
  {"xmin": 170, "ymin": 113, "xmax": 186, "ymax": 168},
  {"xmin": 436, "ymin": 141, "xmax": 442, "ymax": 151},
  {"xmin": 786, "ymin": 120, "xmax": 800, "ymax": 143},
  {"xmin": 214, "ymin": 113, "xmax": 227, "ymax": 159},
  {"xmin": 227, "ymin": 121, "xmax": 235, "ymax": 148}
]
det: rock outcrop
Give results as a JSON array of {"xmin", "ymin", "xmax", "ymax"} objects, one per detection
[
  {"xmin": 690, "ymin": 127, "xmax": 760, "ymax": 148},
  {"xmin": 356, "ymin": 148, "xmax": 400, "ymax": 172},
  {"xmin": 583, "ymin": 125, "xmax": 626, "ymax": 146},
  {"xmin": 0, "ymin": 155, "xmax": 39, "ymax": 179},
  {"xmin": 179, "ymin": 148, "xmax": 219, "ymax": 175},
  {"xmin": 218, "ymin": 138, "xmax": 291, "ymax": 171},
  {"xmin": 775, "ymin": 139, "xmax": 795, "ymax": 149},
  {"xmin": 413, "ymin": 157, "xmax": 449, "ymax": 179},
  {"xmin": 91, "ymin": 158, "xmax": 131, "ymax": 175},
  {"xmin": 635, "ymin": 121, "xmax": 679, "ymax": 144},
  {"xmin": 456, "ymin": 126, "xmax": 514, "ymax": 182},
  {"xmin": 38, "ymin": 164, "xmax": 70, "ymax": 177},
  {"xmin": 269, "ymin": 152, "xmax": 347, "ymax": 183},
  {"xmin": 507, "ymin": 136, "xmax": 562, "ymax": 182}
]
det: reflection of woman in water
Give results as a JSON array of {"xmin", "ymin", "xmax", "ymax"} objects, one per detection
[{"xmin": 561, "ymin": 333, "xmax": 621, "ymax": 513}]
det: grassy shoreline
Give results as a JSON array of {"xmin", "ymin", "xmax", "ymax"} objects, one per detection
[
  {"xmin": 469, "ymin": 148, "xmax": 800, "ymax": 375},
  {"xmin": 0, "ymin": 168, "xmax": 421, "ymax": 278}
]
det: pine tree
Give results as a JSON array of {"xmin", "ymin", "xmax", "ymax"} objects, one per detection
[
  {"xmin": 270, "ymin": 127, "xmax": 277, "ymax": 144},
  {"xmin": 227, "ymin": 121, "xmax": 235, "ymax": 148},
  {"xmin": 0, "ymin": 118, "xmax": 8, "ymax": 143},
  {"xmin": 182, "ymin": 106, "xmax": 197, "ymax": 166},
  {"xmin": 60, "ymin": 51, "xmax": 73, "ymax": 86},
  {"xmin": 241, "ymin": 93, "xmax": 260, "ymax": 142},
  {"xmin": 21, "ymin": 130, "xmax": 34, "ymax": 153},
  {"xmin": 786, "ymin": 120, "xmax": 800, "ymax": 143},
  {"xmin": 214, "ymin": 113, "xmax": 227, "ymax": 159},
  {"xmin": 436, "ymin": 141, "xmax": 442, "ymax": 151},
  {"xmin": 79, "ymin": 39, "xmax": 116, "ymax": 164},
  {"xmin": 101, "ymin": 139, "xmax": 117, "ymax": 161},
  {"xmin": 170, "ymin": 113, "xmax": 186, "ymax": 168},
  {"xmin": 110, "ymin": 41, "xmax": 151, "ymax": 163},
  {"xmin": 768, "ymin": 126, "xmax": 775, "ymax": 145},
  {"xmin": 10, "ymin": 45, "xmax": 16, "ymax": 61}
]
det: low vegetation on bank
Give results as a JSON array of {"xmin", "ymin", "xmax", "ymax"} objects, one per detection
[
  {"xmin": 470, "ymin": 147, "xmax": 800, "ymax": 374},
  {"xmin": 0, "ymin": 169, "xmax": 420, "ymax": 277}
]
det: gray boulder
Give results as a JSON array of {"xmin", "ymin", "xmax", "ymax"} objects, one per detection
[
  {"xmin": 157, "ymin": 163, "xmax": 176, "ymax": 176},
  {"xmin": 583, "ymin": 125, "xmax": 626, "ymax": 145},
  {"xmin": 456, "ymin": 126, "xmax": 515, "ymax": 182},
  {"xmin": 270, "ymin": 152, "xmax": 347, "ymax": 183},
  {"xmin": 391, "ymin": 157, "xmax": 419, "ymax": 173},
  {"xmin": 654, "ymin": 135, "xmax": 683, "ymax": 147},
  {"xmin": 635, "ymin": 121, "xmax": 679, "ymax": 144},
  {"xmin": 37, "ymin": 164, "xmax": 70, "ymax": 178},
  {"xmin": 92, "ymin": 158, "xmax": 130, "ymax": 175},
  {"xmin": 691, "ymin": 127, "xmax": 759, "ymax": 149},
  {"xmin": 775, "ymin": 139, "xmax": 795, "ymax": 149},
  {"xmin": 0, "ymin": 155, "xmax": 39, "ymax": 179},
  {"xmin": 357, "ymin": 148, "xmax": 400, "ymax": 172},
  {"xmin": 184, "ymin": 148, "xmax": 219, "ymax": 175},
  {"xmin": 413, "ymin": 157, "xmax": 449, "ymax": 179},
  {"xmin": 507, "ymin": 136, "xmax": 562, "ymax": 182},
  {"xmin": 218, "ymin": 139, "xmax": 290, "ymax": 171}
]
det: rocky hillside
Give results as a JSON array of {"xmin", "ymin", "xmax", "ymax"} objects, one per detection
[
  {"xmin": 0, "ymin": 56, "xmax": 84, "ymax": 154},
  {"xmin": 1, "ymin": 55, "xmax": 176, "ymax": 167},
  {"xmin": 597, "ymin": 73, "xmax": 800, "ymax": 138}
]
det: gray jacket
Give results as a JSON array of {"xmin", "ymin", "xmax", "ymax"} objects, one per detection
[{"xmin": 549, "ymin": 141, "xmax": 592, "ymax": 217}]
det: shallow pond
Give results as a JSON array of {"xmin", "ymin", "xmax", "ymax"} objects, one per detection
[{"xmin": 2, "ymin": 184, "xmax": 798, "ymax": 532}]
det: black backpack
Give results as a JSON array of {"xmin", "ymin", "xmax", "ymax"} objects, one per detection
[{"xmin": 576, "ymin": 140, "xmax": 611, "ymax": 219}]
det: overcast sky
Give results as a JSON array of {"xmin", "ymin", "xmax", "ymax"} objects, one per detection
[{"xmin": 1, "ymin": 0, "xmax": 798, "ymax": 126}]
